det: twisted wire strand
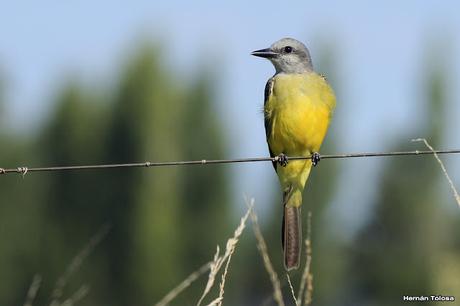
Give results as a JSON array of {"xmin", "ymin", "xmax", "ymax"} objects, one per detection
[{"xmin": 1, "ymin": 149, "xmax": 459, "ymax": 176}]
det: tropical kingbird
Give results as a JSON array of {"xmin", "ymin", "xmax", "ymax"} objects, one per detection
[{"xmin": 252, "ymin": 38, "xmax": 336, "ymax": 270}]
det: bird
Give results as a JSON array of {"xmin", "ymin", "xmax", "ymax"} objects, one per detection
[{"xmin": 252, "ymin": 38, "xmax": 336, "ymax": 270}]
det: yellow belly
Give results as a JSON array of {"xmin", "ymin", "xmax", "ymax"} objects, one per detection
[
  {"xmin": 265, "ymin": 72, "xmax": 335, "ymax": 190},
  {"xmin": 266, "ymin": 73, "xmax": 335, "ymax": 156},
  {"xmin": 269, "ymin": 101, "xmax": 330, "ymax": 155}
]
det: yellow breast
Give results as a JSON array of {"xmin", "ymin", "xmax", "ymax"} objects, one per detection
[{"xmin": 265, "ymin": 72, "xmax": 335, "ymax": 156}]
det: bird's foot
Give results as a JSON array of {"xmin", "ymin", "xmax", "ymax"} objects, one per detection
[
  {"xmin": 275, "ymin": 153, "xmax": 289, "ymax": 167},
  {"xmin": 311, "ymin": 152, "xmax": 321, "ymax": 167}
]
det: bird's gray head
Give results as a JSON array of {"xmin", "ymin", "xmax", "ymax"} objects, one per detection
[{"xmin": 251, "ymin": 38, "xmax": 313, "ymax": 74}]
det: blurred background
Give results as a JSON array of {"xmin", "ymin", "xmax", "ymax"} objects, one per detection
[{"xmin": 1, "ymin": 1, "xmax": 460, "ymax": 305}]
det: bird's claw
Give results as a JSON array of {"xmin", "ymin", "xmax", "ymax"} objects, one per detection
[
  {"xmin": 275, "ymin": 153, "xmax": 289, "ymax": 167},
  {"xmin": 311, "ymin": 152, "xmax": 321, "ymax": 167}
]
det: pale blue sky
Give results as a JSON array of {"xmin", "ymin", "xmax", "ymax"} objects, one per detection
[{"xmin": 1, "ymin": 1, "xmax": 459, "ymax": 234}]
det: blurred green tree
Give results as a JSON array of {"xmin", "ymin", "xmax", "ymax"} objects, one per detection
[
  {"xmin": 346, "ymin": 47, "xmax": 459, "ymax": 305},
  {"xmin": 106, "ymin": 45, "xmax": 231, "ymax": 305},
  {"xmin": 0, "ymin": 76, "xmax": 53, "ymax": 306},
  {"xmin": 1, "ymin": 43, "xmax": 232, "ymax": 306},
  {"xmin": 177, "ymin": 71, "xmax": 231, "ymax": 269},
  {"xmin": 36, "ymin": 81, "xmax": 111, "ymax": 305}
]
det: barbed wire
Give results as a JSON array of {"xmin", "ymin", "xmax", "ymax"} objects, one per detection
[{"xmin": 1, "ymin": 148, "xmax": 460, "ymax": 176}]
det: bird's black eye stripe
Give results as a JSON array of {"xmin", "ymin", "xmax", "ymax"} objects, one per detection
[{"xmin": 284, "ymin": 46, "xmax": 293, "ymax": 53}]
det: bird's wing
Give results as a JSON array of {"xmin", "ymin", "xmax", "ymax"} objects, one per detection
[{"xmin": 264, "ymin": 77, "xmax": 277, "ymax": 169}]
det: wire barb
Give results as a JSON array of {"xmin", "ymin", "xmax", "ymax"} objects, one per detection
[
  {"xmin": 0, "ymin": 148, "xmax": 459, "ymax": 176},
  {"xmin": 17, "ymin": 167, "xmax": 28, "ymax": 177}
]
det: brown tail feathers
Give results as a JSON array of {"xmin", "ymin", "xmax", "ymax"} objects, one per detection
[{"xmin": 282, "ymin": 188, "xmax": 302, "ymax": 271}]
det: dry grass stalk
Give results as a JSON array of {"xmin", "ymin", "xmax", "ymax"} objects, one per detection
[
  {"xmin": 205, "ymin": 297, "xmax": 223, "ymax": 306},
  {"xmin": 304, "ymin": 273, "xmax": 313, "ymax": 306},
  {"xmin": 197, "ymin": 202, "xmax": 253, "ymax": 306},
  {"xmin": 49, "ymin": 223, "xmax": 111, "ymax": 306},
  {"xmin": 60, "ymin": 285, "xmax": 89, "ymax": 306},
  {"xmin": 249, "ymin": 201, "xmax": 285, "ymax": 306},
  {"xmin": 23, "ymin": 274, "xmax": 42, "ymax": 306},
  {"xmin": 215, "ymin": 244, "xmax": 235, "ymax": 306},
  {"xmin": 286, "ymin": 274, "xmax": 298, "ymax": 305},
  {"xmin": 413, "ymin": 138, "xmax": 460, "ymax": 208},
  {"xmin": 197, "ymin": 246, "xmax": 221, "ymax": 306},
  {"xmin": 297, "ymin": 211, "xmax": 313, "ymax": 306},
  {"xmin": 155, "ymin": 262, "xmax": 212, "ymax": 306}
]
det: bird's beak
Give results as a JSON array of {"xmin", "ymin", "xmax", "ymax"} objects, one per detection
[{"xmin": 251, "ymin": 48, "xmax": 277, "ymax": 58}]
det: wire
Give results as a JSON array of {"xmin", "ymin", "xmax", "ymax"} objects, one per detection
[{"xmin": 1, "ymin": 149, "xmax": 460, "ymax": 176}]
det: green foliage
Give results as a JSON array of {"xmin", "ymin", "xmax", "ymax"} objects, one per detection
[
  {"xmin": 345, "ymin": 53, "xmax": 459, "ymax": 306},
  {"xmin": 0, "ymin": 43, "xmax": 231, "ymax": 305}
]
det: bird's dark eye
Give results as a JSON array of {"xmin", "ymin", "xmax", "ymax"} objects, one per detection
[{"xmin": 284, "ymin": 46, "xmax": 293, "ymax": 53}]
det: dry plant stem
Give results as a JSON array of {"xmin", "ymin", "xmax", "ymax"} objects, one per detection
[
  {"xmin": 155, "ymin": 262, "xmax": 212, "ymax": 306},
  {"xmin": 60, "ymin": 285, "xmax": 89, "ymax": 306},
  {"xmin": 286, "ymin": 274, "xmax": 298, "ymax": 305},
  {"xmin": 413, "ymin": 138, "xmax": 460, "ymax": 208},
  {"xmin": 304, "ymin": 274, "xmax": 313, "ymax": 306},
  {"xmin": 215, "ymin": 248, "xmax": 235, "ymax": 306},
  {"xmin": 49, "ymin": 223, "xmax": 111, "ymax": 306},
  {"xmin": 196, "ymin": 202, "xmax": 253, "ymax": 306},
  {"xmin": 249, "ymin": 206, "xmax": 285, "ymax": 306},
  {"xmin": 205, "ymin": 297, "xmax": 223, "ymax": 306},
  {"xmin": 213, "ymin": 201, "xmax": 256, "ymax": 306},
  {"xmin": 304, "ymin": 246, "xmax": 313, "ymax": 303},
  {"xmin": 197, "ymin": 246, "xmax": 221, "ymax": 306},
  {"xmin": 23, "ymin": 274, "xmax": 42, "ymax": 306},
  {"xmin": 297, "ymin": 212, "xmax": 313, "ymax": 306}
]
